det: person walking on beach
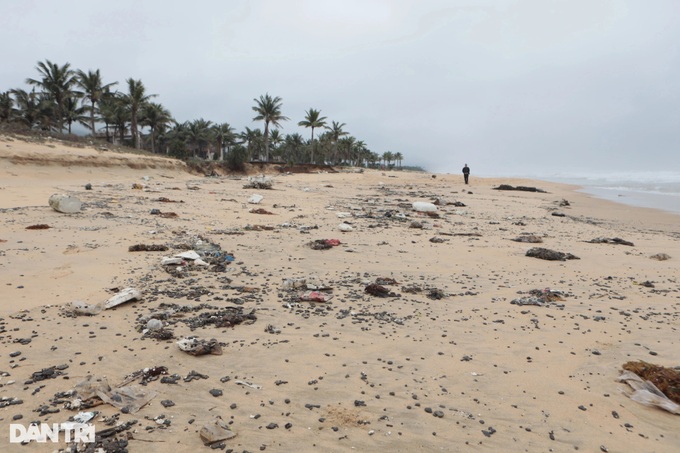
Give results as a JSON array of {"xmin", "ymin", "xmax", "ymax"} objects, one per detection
[{"xmin": 462, "ymin": 164, "xmax": 470, "ymax": 184}]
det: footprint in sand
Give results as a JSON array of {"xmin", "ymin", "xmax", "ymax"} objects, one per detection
[{"xmin": 51, "ymin": 264, "xmax": 74, "ymax": 279}]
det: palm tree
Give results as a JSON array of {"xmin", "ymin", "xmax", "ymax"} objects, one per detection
[
  {"xmin": 239, "ymin": 127, "xmax": 263, "ymax": 161},
  {"xmin": 368, "ymin": 151, "xmax": 380, "ymax": 168},
  {"xmin": 282, "ymin": 133, "xmax": 305, "ymax": 164},
  {"xmin": 269, "ymin": 129, "xmax": 284, "ymax": 161},
  {"xmin": 185, "ymin": 118, "xmax": 213, "ymax": 158},
  {"xmin": 99, "ymin": 93, "xmax": 129, "ymax": 144},
  {"xmin": 325, "ymin": 121, "xmax": 348, "ymax": 164},
  {"xmin": 75, "ymin": 69, "xmax": 117, "ymax": 135},
  {"xmin": 63, "ymin": 95, "xmax": 88, "ymax": 134},
  {"xmin": 123, "ymin": 78, "xmax": 155, "ymax": 148},
  {"xmin": 10, "ymin": 88, "xmax": 54, "ymax": 130},
  {"xmin": 382, "ymin": 151, "xmax": 395, "ymax": 168},
  {"xmin": 338, "ymin": 136, "xmax": 355, "ymax": 165},
  {"xmin": 252, "ymin": 93, "xmax": 289, "ymax": 162},
  {"xmin": 163, "ymin": 121, "xmax": 189, "ymax": 157},
  {"xmin": 298, "ymin": 108, "xmax": 327, "ymax": 164},
  {"xmin": 0, "ymin": 91, "xmax": 14, "ymax": 123},
  {"xmin": 393, "ymin": 152, "xmax": 404, "ymax": 169},
  {"xmin": 98, "ymin": 92, "xmax": 126, "ymax": 143},
  {"xmin": 140, "ymin": 102, "xmax": 173, "ymax": 153},
  {"xmin": 211, "ymin": 122, "xmax": 236, "ymax": 161},
  {"xmin": 25, "ymin": 59, "xmax": 77, "ymax": 132}
]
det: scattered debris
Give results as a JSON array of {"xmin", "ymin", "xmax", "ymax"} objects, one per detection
[
  {"xmin": 618, "ymin": 361, "xmax": 680, "ymax": 414},
  {"xmin": 250, "ymin": 208, "xmax": 274, "ymax": 215},
  {"xmin": 265, "ymin": 324, "xmax": 281, "ymax": 334},
  {"xmin": 128, "ymin": 244, "xmax": 169, "ymax": 252},
  {"xmin": 650, "ymin": 253, "xmax": 671, "ymax": 261},
  {"xmin": 299, "ymin": 291, "xmax": 333, "ymax": 303},
  {"xmin": 511, "ymin": 235, "xmax": 543, "ymax": 243},
  {"xmin": 26, "ymin": 224, "xmax": 51, "ymax": 230},
  {"xmin": 105, "ymin": 288, "xmax": 142, "ymax": 309},
  {"xmin": 248, "ymin": 194, "xmax": 264, "ymax": 204},
  {"xmin": 235, "ymin": 380, "xmax": 262, "ymax": 390},
  {"xmin": 587, "ymin": 237, "xmax": 634, "ymax": 246},
  {"xmin": 511, "ymin": 288, "xmax": 566, "ymax": 307},
  {"xmin": 49, "ymin": 193, "xmax": 82, "ymax": 213},
  {"xmin": 493, "ymin": 185, "xmax": 547, "ymax": 193},
  {"xmin": 177, "ymin": 337, "xmax": 224, "ymax": 356},
  {"xmin": 309, "ymin": 239, "xmax": 341, "ymax": 250},
  {"xmin": 243, "ymin": 176, "xmax": 273, "ymax": 189},
  {"xmin": 412, "ymin": 201, "xmax": 437, "ymax": 212},
  {"xmin": 365, "ymin": 283, "xmax": 399, "ymax": 298},
  {"xmin": 65, "ymin": 300, "xmax": 104, "ymax": 316},
  {"xmin": 200, "ymin": 417, "xmax": 237, "ymax": 445},
  {"xmin": 526, "ymin": 247, "xmax": 579, "ymax": 261}
]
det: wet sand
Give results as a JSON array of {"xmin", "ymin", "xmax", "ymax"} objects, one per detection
[{"xmin": 1, "ymin": 135, "xmax": 679, "ymax": 452}]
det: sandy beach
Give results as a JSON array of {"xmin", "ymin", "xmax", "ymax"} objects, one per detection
[{"xmin": 1, "ymin": 135, "xmax": 679, "ymax": 453}]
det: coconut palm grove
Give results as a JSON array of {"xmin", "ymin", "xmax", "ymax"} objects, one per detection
[{"xmin": 0, "ymin": 59, "xmax": 408, "ymax": 170}]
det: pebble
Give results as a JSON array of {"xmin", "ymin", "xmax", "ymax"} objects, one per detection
[{"xmin": 209, "ymin": 389, "xmax": 223, "ymax": 397}]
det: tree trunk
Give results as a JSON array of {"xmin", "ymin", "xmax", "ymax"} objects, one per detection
[
  {"xmin": 90, "ymin": 100, "xmax": 96, "ymax": 135},
  {"xmin": 131, "ymin": 111, "xmax": 138, "ymax": 148},
  {"xmin": 264, "ymin": 121, "xmax": 270, "ymax": 162}
]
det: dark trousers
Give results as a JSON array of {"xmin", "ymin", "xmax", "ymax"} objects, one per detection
[{"xmin": 464, "ymin": 174, "xmax": 469, "ymax": 184}]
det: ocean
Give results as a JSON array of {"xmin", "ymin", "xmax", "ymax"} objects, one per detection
[{"xmin": 537, "ymin": 171, "xmax": 680, "ymax": 216}]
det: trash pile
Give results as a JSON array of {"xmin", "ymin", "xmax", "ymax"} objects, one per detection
[
  {"xmin": 510, "ymin": 288, "xmax": 567, "ymax": 308},
  {"xmin": 243, "ymin": 175, "xmax": 273, "ymax": 189},
  {"xmin": 161, "ymin": 238, "xmax": 235, "ymax": 276},
  {"xmin": 309, "ymin": 239, "xmax": 341, "ymax": 250}
]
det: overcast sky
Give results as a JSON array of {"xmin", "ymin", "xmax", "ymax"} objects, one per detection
[{"xmin": 1, "ymin": 0, "xmax": 679, "ymax": 176}]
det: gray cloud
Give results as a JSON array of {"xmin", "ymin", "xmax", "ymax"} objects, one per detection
[{"xmin": 2, "ymin": 0, "xmax": 679, "ymax": 175}]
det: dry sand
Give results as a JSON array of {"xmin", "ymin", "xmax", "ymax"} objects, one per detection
[{"xmin": 0, "ymin": 134, "xmax": 679, "ymax": 453}]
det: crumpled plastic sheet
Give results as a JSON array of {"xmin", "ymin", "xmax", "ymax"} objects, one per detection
[
  {"xmin": 618, "ymin": 370, "xmax": 680, "ymax": 415},
  {"xmin": 72, "ymin": 376, "xmax": 157, "ymax": 414}
]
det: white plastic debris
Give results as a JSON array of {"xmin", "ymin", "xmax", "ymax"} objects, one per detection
[
  {"xmin": 412, "ymin": 201, "xmax": 437, "ymax": 212},
  {"xmin": 338, "ymin": 223, "xmax": 354, "ymax": 232},
  {"xmin": 618, "ymin": 370, "xmax": 680, "ymax": 414},
  {"xmin": 235, "ymin": 380, "xmax": 262, "ymax": 390},
  {"xmin": 146, "ymin": 319, "xmax": 163, "ymax": 330},
  {"xmin": 336, "ymin": 212, "xmax": 352, "ymax": 218},
  {"xmin": 69, "ymin": 300, "xmax": 104, "ymax": 316},
  {"xmin": 161, "ymin": 257, "xmax": 184, "ymax": 265},
  {"xmin": 105, "ymin": 288, "xmax": 142, "ymax": 309},
  {"xmin": 248, "ymin": 194, "xmax": 264, "ymax": 204},
  {"xmin": 174, "ymin": 251, "xmax": 201, "ymax": 260},
  {"xmin": 49, "ymin": 193, "xmax": 82, "ymax": 213},
  {"xmin": 73, "ymin": 411, "xmax": 98, "ymax": 423}
]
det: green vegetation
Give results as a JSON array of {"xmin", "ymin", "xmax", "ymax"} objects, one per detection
[{"xmin": 1, "ymin": 59, "xmax": 410, "ymax": 168}]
